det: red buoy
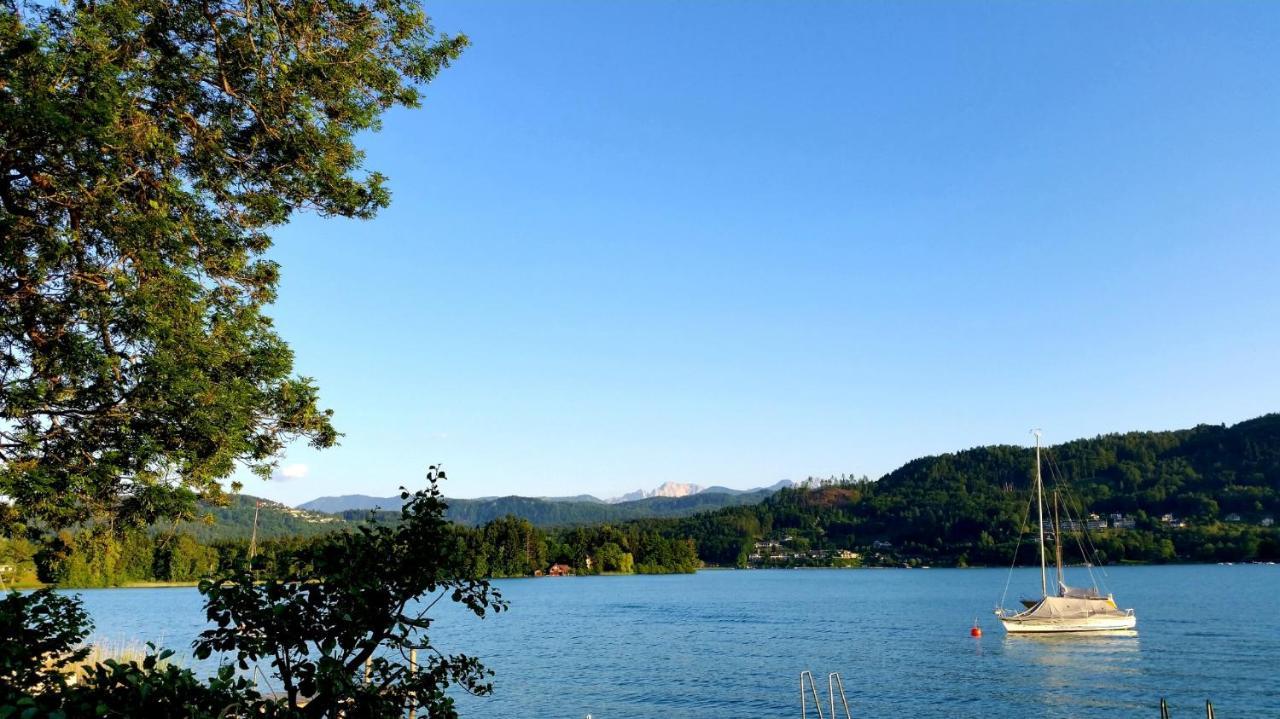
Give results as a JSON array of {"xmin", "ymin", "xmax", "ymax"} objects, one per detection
[{"xmin": 970, "ymin": 622, "xmax": 982, "ymax": 637}]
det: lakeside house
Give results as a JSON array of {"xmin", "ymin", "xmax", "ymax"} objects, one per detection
[
  {"xmin": 1063, "ymin": 514, "xmax": 1134, "ymax": 531},
  {"xmin": 1109, "ymin": 513, "xmax": 1136, "ymax": 530},
  {"xmin": 548, "ymin": 564, "xmax": 572, "ymax": 577},
  {"xmin": 1225, "ymin": 513, "xmax": 1242, "ymax": 523}
]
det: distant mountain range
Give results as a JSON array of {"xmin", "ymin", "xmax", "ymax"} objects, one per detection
[{"xmin": 295, "ymin": 480, "xmax": 794, "ymax": 525}]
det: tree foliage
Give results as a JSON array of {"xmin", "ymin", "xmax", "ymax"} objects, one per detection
[
  {"xmin": 2, "ymin": 587, "xmax": 259, "ymax": 718},
  {"xmin": 0, "ymin": 0, "xmax": 467, "ymax": 527},
  {"xmin": 0, "ymin": 589, "xmax": 91, "ymax": 702},
  {"xmin": 195, "ymin": 468, "xmax": 505, "ymax": 717},
  {"xmin": 3, "ymin": 470, "xmax": 504, "ymax": 718}
]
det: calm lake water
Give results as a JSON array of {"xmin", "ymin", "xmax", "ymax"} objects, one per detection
[{"xmin": 68, "ymin": 565, "xmax": 1278, "ymax": 717}]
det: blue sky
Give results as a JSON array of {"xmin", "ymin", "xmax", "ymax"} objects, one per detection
[{"xmin": 246, "ymin": 1, "xmax": 1280, "ymax": 505}]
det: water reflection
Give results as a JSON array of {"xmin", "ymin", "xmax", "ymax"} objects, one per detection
[
  {"xmin": 1004, "ymin": 630, "xmax": 1139, "ymax": 666},
  {"xmin": 1000, "ymin": 629, "xmax": 1143, "ymax": 713}
]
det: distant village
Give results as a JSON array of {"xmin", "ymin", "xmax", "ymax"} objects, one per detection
[
  {"xmin": 745, "ymin": 538, "xmax": 862, "ymax": 568},
  {"xmin": 740, "ymin": 511, "xmax": 1276, "ymax": 569}
]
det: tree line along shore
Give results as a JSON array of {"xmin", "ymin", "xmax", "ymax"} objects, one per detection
[{"xmin": 5, "ymin": 414, "xmax": 1278, "ymax": 589}]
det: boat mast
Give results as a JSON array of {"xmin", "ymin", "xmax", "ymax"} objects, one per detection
[
  {"xmin": 1054, "ymin": 490, "xmax": 1064, "ymax": 592},
  {"xmin": 1034, "ymin": 430, "xmax": 1047, "ymax": 597}
]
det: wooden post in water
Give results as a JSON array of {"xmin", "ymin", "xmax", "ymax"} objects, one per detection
[
  {"xmin": 1160, "ymin": 697, "xmax": 1170, "ymax": 719},
  {"xmin": 407, "ymin": 649, "xmax": 418, "ymax": 719},
  {"xmin": 248, "ymin": 500, "xmax": 261, "ymax": 560},
  {"xmin": 1205, "ymin": 699, "xmax": 1215, "ymax": 719}
]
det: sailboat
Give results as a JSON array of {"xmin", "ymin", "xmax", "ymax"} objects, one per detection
[{"xmin": 995, "ymin": 431, "xmax": 1137, "ymax": 633}]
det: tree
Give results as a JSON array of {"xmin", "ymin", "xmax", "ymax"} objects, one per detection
[
  {"xmin": 195, "ymin": 468, "xmax": 505, "ymax": 717},
  {"xmin": 3, "ymin": 469, "xmax": 505, "ymax": 718},
  {"xmin": 594, "ymin": 541, "xmax": 625, "ymax": 573},
  {"xmin": 0, "ymin": 0, "xmax": 467, "ymax": 527},
  {"xmin": 0, "ymin": 589, "xmax": 91, "ymax": 706}
]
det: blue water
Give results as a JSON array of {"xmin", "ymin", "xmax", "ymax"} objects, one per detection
[{"xmin": 69, "ymin": 565, "xmax": 1279, "ymax": 717}]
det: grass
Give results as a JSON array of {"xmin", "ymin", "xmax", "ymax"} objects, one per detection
[
  {"xmin": 79, "ymin": 640, "xmax": 155, "ymax": 667},
  {"xmin": 2, "ymin": 578, "xmax": 201, "ymax": 590},
  {"xmin": 43, "ymin": 639, "xmax": 181, "ymax": 685},
  {"xmin": 2, "ymin": 579, "xmax": 46, "ymax": 590},
  {"xmin": 117, "ymin": 580, "xmax": 201, "ymax": 588},
  {"xmin": 0, "ymin": 571, "xmax": 46, "ymax": 590}
]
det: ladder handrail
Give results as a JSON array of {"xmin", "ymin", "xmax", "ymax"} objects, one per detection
[
  {"xmin": 828, "ymin": 673, "xmax": 851, "ymax": 719},
  {"xmin": 800, "ymin": 671, "xmax": 825, "ymax": 719},
  {"xmin": 1160, "ymin": 697, "xmax": 1219, "ymax": 718}
]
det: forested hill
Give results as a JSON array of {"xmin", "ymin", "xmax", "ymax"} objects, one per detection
[
  {"xmin": 178, "ymin": 486, "xmax": 781, "ymax": 541},
  {"xmin": 298, "ymin": 493, "xmax": 608, "ymax": 513},
  {"xmin": 177, "ymin": 495, "xmax": 348, "ymax": 542},
  {"xmin": 12, "ymin": 415, "xmax": 1278, "ymax": 587},
  {"xmin": 869, "ymin": 413, "xmax": 1280, "ymax": 532},
  {"xmin": 360, "ymin": 489, "xmax": 778, "ymax": 527},
  {"xmin": 668, "ymin": 415, "xmax": 1280, "ymax": 566}
]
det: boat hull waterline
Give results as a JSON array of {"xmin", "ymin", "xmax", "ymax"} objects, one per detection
[{"xmin": 1000, "ymin": 613, "xmax": 1137, "ymax": 633}]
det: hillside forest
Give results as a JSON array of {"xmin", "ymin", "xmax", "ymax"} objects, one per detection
[{"xmin": 3, "ymin": 415, "xmax": 1277, "ymax": 588}]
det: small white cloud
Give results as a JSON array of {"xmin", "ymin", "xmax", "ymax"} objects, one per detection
[{"xmin": 275, "ymin": 463, "xmax": 309, "ymax": 481}]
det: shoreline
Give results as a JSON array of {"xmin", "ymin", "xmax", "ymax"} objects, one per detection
[{"xmin": 25, "ymin": 561, "xmax": 1276, "ymax": 591}]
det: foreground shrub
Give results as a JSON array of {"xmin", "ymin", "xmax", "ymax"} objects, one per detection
[{"xmin": 2, "ymin": 469, "xmax": 504, "ymax": 718}]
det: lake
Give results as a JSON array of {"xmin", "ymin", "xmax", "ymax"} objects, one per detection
[{"xmin": 67, "ymin": 564, "xmax": 1278, "ymax": 717}]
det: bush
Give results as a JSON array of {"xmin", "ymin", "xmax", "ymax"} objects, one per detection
[
  {"xmin": 3, "ymin": 469, "xmax": 505, "ymax": 719},
  {"xmin": 196, "ymin": 468, "xmax": 505, "ymax": 716}
]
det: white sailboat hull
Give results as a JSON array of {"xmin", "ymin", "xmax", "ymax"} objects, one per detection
[
  {"xmin": 1000, "ymin": 612, "xmax": 1137, "ymax": 633},
  {"xmin": 998, "ymin": 593, "xmax": 1136, "ymax": 633}
]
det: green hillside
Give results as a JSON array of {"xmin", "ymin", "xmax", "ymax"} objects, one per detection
[
  {"xmin": 170, "ymin": 485, "xmax": 780, "ymax": 543},
  {"xmin": 9, "ymin": 414, "xmax": 1278, "ymax": 589},
  {"xmin": 662, "ymin": 415, "xmax": 1280, "ymax": 566},
  {"xmin": 177, "ymin": 495, "xmax": 349, "ymax": 542},
  {"xmin": 136, "ymin": 413, "xmax": 1280, "ymax": 559},
  {"xmin": 441, "ymin": 489, "xmax": 776, "ymax": 526},
  {"xmin": 313, "ymin": 489, "xmax": 777, "ymax": 528}
]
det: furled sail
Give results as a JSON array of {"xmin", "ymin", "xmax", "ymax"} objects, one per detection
[{"xmin": 1018, "ymin": 595, "xmax": 1128, "ymax": 621}]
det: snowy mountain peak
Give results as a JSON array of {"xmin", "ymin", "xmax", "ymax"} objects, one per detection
[
  {"xmin": 651, "ymin": 481, "xmax": 703, "ymax": 498},
  {"xmin": 607, "ymin": 481, "xmax": 704, "ymax": 504}
]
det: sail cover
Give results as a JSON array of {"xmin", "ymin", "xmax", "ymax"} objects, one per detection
[{"xmin": 1019, "ymin": 595, "xmax": 1127, "ymax": 620}]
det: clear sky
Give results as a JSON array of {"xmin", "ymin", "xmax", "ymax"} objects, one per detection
[{"xmin": 243, "ymin": 1, "xmax": 1280, "ymax": 506}]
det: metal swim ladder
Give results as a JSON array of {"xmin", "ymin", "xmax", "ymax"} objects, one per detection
[
  {"xmin": 799, "ymin": 671, "xmax": 852, "ymax": 719},
  {"xmin": 1159, "ymin": 697, "xmax": 1217, "ymax": 718}
]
